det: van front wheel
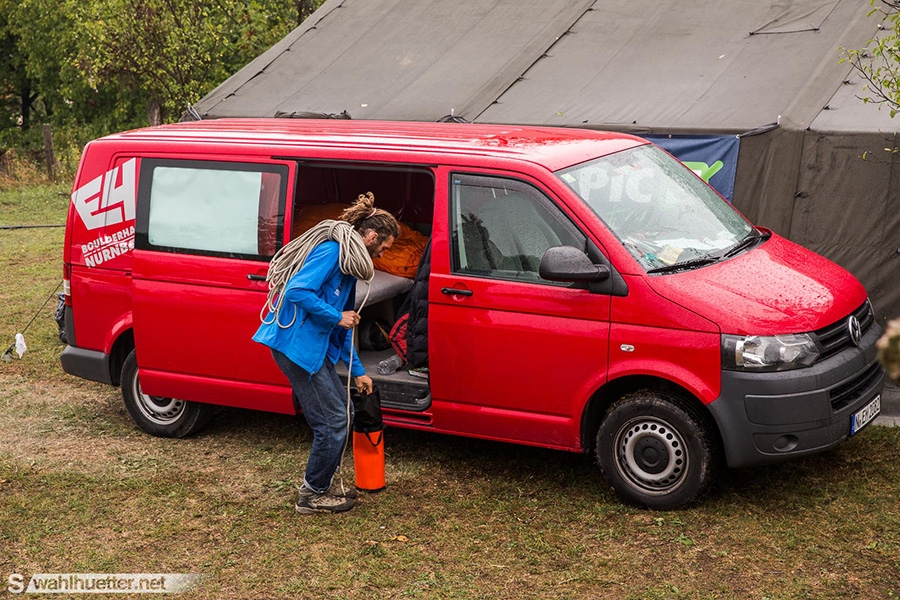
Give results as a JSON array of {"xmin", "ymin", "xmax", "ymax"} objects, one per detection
[
  {"xmin": 121, "ymin": 350, "xmax": 214, "ymax": 438},
  {"xmin": 596, "ymin": 391, "xmax": 715, "ymax": 509}
]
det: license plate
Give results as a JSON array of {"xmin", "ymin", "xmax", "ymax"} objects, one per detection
[{"xmin": 851, "ymin": 394, "xmax": 881, "ymax": 435}]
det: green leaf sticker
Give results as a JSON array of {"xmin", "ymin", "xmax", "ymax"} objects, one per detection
[{"xmin": 682, "ymin": 160, "xmax": 724, "ymax": 183}]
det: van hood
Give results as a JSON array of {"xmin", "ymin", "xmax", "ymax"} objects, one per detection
[{"xmin": 646, "ymin": 232, "xmax": 867, "ymax": 335}]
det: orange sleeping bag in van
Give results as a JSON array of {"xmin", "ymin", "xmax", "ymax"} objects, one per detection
[{"xmin": 292, "ymin": 203, "xmax": 427, "ymax": 278}]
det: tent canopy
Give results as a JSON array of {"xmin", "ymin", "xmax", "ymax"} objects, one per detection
[{"xmin": 196, "ymin": 0, "xmax": 880, "ymax": 133}]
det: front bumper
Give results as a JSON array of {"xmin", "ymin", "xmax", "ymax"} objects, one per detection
[{"xmin": 708, "ymin": 322, "xmax": 884, "ymax": 468}]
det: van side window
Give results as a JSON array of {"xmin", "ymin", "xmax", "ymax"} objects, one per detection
[
  {"xmin": 136, "ymin": 160, "xmax": 287, "ymax": 259},
  {"xmin": 450, "ymin": 174, "xmax": 586, "ymax": 283}
]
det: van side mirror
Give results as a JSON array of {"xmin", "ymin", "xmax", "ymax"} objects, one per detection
[{"xmin": 539, "ymin": 246, "xmax": 610, "ymax": 282}]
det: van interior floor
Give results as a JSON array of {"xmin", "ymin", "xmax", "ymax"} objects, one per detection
[{"xmin": 336, "ymin": 348, "xmax": 431, "ymax": 412}]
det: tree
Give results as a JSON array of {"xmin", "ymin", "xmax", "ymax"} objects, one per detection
[
  {"xmin": 0, "ymin": 0, "xmax": 323, "ymax": 165},
  {"xmin": 1, "ymin": 0, "xmax": 145, "ymax": 135},
  {"xmin": 0, "ymin": 1, "xmax": 37, "ymax": 130},
  {"xmin": 79, "ymin": 0, "xmax": 319, "ymax": 122},
  {"xmin": 844, "ymin": 1, "xmax": 900, "ymax": 117}
]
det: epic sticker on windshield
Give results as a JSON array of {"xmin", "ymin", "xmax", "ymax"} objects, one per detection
[{"xmin": 71, "ymin": 158, "xmax": 137, "ymax": 267}]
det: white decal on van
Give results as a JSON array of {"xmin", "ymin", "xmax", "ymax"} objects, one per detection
[
  {"xmin": 82, "ymin": 225, "xmax": 135, "ymax": 267},
  {"xmin": 71, "ymin": 158, "xmax": 137, "ymax": 231}
]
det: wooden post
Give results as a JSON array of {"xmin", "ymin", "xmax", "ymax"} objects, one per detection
[
  {"xmin": 42, "ymin": 123, "xmax": 56, "ymax": 182},
  {"xmin": 148, "ymin": 101, "xmax": 162, "ymax": 127}
]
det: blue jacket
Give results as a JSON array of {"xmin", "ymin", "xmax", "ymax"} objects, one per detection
[{"xmin": 253, "ymin": 241, "xmax": 365, "ymax": 378}]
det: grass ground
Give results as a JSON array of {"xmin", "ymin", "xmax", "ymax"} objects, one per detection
[{"xmin": 1, "ymin": 183, "xmax": 899, "ymax": 599}]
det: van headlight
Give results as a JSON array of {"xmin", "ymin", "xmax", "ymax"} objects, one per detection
[{"xmin": 721, "ymin": 334, "xmax": 819, "ymax": 371}]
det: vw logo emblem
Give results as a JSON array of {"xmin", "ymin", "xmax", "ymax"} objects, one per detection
[{"xmin": 847, "ymin": 315, "xmax": 862, "ymax": 346}]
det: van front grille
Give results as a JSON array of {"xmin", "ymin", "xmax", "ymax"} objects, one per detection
[
  {"xmin": 830, "ymin": 361, "xmax": 883, "ymax": 413},
  {"xmin": 813, "ymin": 301, "xmax": 874, "ymax": 361}
]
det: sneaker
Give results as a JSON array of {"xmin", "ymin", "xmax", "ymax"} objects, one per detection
[
  {"xmin": 295, "ymin": 486, "xmax": 355, "ymax": 514},
  {"xmin": 328, "ymin": 481, "xmax": 358, "ymax": 500}
]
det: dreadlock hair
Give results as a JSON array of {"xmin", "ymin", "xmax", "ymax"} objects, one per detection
[{"xmin": 340, "ymin": 192, "xmax": 400, "ymax": 242}]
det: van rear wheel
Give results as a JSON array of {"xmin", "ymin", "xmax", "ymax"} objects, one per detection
[
  {"xmin": 596, "ymin": 390, "xmax": 715, "ymax": 510},
  {"xmin": 121, "ymin": 350, "xmax": 214, "ymax": 438}
]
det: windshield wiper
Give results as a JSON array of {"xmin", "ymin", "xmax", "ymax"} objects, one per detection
[
  {"xmin": 721, "ymin": 230, "xmax": 770, "ymax": 259},
  {"xmin": 647, "ymin": 256, "xmax": 720, "ymax": 274},
  {"xmin": 646, "ymin": 230, "xmax": 771, "ymax": 274}
]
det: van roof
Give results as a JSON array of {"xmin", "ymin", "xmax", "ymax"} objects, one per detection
[{"xmin": 104, "ymin": 118, "xmax": 647, "ymax": 171}]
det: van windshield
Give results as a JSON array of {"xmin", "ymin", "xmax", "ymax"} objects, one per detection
[{"xmin": 557, "ymin": 145, "xmax": 754, "ymax": 273}]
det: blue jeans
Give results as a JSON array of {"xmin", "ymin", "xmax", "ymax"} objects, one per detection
[{"xmin": 271, "ymin": 349, "xmax": 353, "ymax": 493}]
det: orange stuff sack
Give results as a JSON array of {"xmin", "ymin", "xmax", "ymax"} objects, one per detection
[
  {"xmin": 373, "ymin": 221, "xmax": 428, "ymax": 279},
  {"xmin": 292, "ymin": 204, "xmax": 428, "ymax": 279}
]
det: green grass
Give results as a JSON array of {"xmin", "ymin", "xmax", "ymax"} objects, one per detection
[
  {"xmin": 1, "ymin": 182, "xmax": 900, "ymax": 599},
  {"xmin": 0, "ymin": 183, "xmax": 70, "ymax": 379}
]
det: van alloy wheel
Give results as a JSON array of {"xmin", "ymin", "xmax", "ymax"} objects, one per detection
[
  {"xmin": 596, "ymin": 390, "xmax": 716, "ymax": 510},
  {"xmin": 120, "ymin": 350, "xmax": 214, "ymax": 438}
]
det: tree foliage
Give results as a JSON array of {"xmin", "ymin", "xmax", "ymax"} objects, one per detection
[
  {"xmin": 844, "ymin": 0, "xmax": 900, "ymax": 117},
  {"xmin": 0, "ymin": 6, "xmax": 33, "ymax": 129},
  {"xmin": 79, "ymin": 0, "xmax": 311, "ymax": 122},
  {"xmin": 0, "ymin": 0, "xmax": 320, "ymax": 144}
]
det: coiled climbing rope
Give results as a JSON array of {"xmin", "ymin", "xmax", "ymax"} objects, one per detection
[{"xmin": 260, "ymin": 219, "xmax": 375, "ymax": 327}]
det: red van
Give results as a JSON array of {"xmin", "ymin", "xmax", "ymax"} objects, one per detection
[{"xmin": 60, "ymin": 119, "xmax": 884, "ymax": 509}]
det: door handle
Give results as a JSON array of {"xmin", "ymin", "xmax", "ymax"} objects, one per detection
[
  {"xmin": 247, "ymin": 274, "xmax": 267, "ymax": 281},
  {"xmin": 441, "ymin": 287, "xmax": 473, "ymax": 297}
]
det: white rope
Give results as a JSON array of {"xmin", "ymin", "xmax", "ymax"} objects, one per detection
[
  {"xmin": 261, "ymin": 219, "xmax": 374, "ymax": 327},
  {"xmin": 336, "ymin": 319, "xmax": 366, "ymax": 497}
]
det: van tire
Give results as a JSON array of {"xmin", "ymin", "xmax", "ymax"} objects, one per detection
[
  {"xmin": 121, "ymin": 350, "xmax": 214, "ymax": 438},
  {"xmin": 596, "ymin": 390, "xmax": 714, "ymax": 510}
]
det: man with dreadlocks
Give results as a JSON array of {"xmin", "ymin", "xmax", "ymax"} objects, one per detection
[{"xmin": 253, "ymin": 192, "xmax": 400, "ymax": 514}]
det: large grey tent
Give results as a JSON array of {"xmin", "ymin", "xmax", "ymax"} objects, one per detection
[{"xmin": 194, "ymin": 0, "xmax": 900, "ymax": 320}]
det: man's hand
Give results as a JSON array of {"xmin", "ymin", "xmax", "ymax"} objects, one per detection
[
  {"xmin": 354, "ymin": 375, "xmax": 373, "ymax": 394},
  {"xmin": 338, "ymin": 311, "xmax": 360, "ymax": 330}
]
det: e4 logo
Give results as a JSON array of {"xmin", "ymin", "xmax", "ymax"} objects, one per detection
[{"xmin": 71, "ymin": 158, "xmax": 137, "ymax": 231}]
